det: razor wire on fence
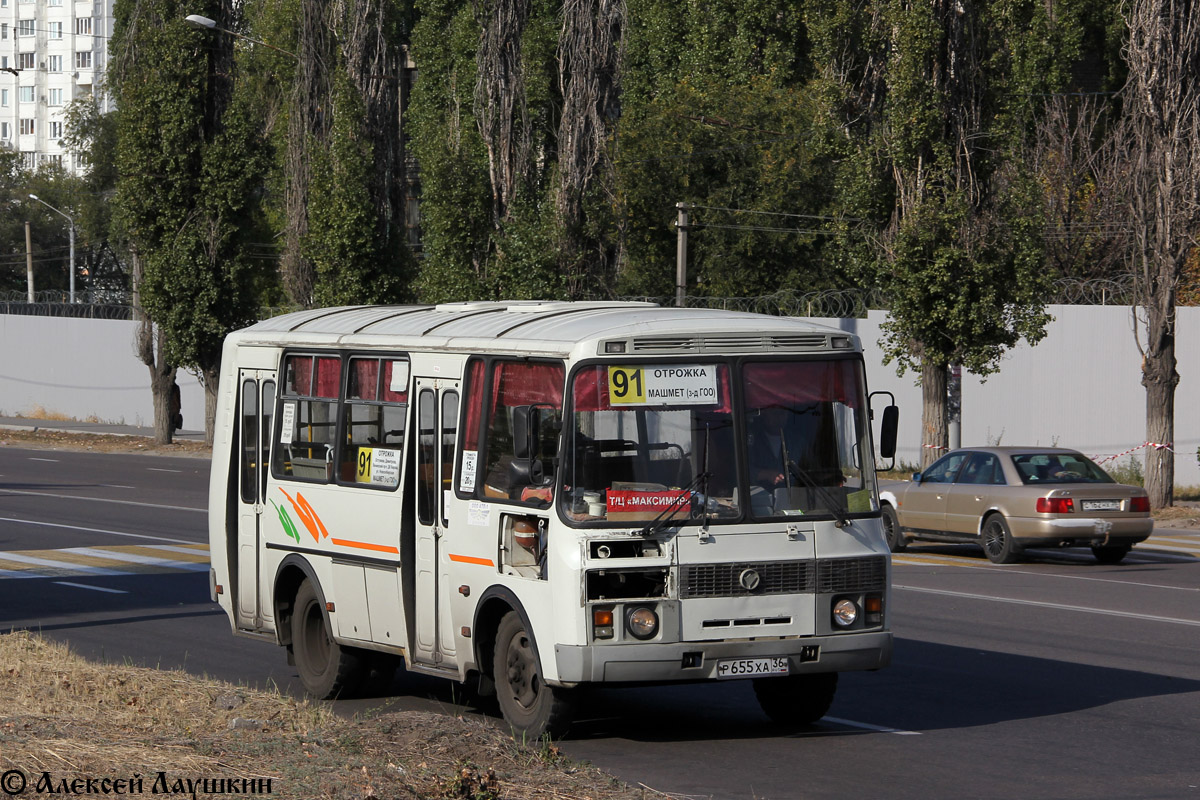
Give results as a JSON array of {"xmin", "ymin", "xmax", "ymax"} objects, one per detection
[{"xmin": 0, "ymin": 275, "xmax": 1151, "ymax": 321}]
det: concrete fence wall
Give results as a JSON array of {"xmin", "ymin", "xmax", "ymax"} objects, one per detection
[
  {"xmin": 0, "ymin": 315, "xmax": 206, "ymax": 430},
  {"xmin": 3, "ymin": 304, "xmax": 1198, "ymax": 483}
]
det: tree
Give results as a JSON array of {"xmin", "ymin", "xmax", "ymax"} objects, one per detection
[
  {"xmin": 1118, "ymin": 0, "xmax": 1200, "ymax": 507},
  {"xmin": 110, "ymin": 0, "xmax": 270, "ymax": 443},
  {"xmin": 826, "ymin": 0, "xmax": 1086, "ymax": 465}
]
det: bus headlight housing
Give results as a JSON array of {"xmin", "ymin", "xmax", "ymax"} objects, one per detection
[
  {"xmin": 832, "ymin": 598, "xmax": 859, "ymax": 628},
  {"xmin": 626, "ymin": 606, "xmax": 659, "ymax": 640}
]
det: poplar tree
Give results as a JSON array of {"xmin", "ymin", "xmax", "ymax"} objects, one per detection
[{"xmin": 109, "ymin": 0, "xmax": 269, "ymax": 443}]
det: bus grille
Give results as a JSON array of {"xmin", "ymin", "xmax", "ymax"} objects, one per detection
[
  {"xmin": 680, "ymin": 561, "xmax": 815, "ymax": 598},
  {"xmin": 816, "ymin": 556, "xmax": 887, "ymax": 593},
  {"xmin": 680, "ymin": 556, "xmax": 886, "ymax": 598}
]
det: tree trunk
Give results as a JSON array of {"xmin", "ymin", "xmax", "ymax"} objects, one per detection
[
  {"xmin": 202, "ymin": 365, "xmax": 220, "ymax": 448},
  {"xmin": 920, "ymin": 357, "xmax": 949, "ymax": 467},
  {"xmin": 1143, "ymin": 336, "xmax": 1177, "ymax": 509},
  {"xmin": 131, "ymin": 249, "xmax": 176, "ymax": 445}
]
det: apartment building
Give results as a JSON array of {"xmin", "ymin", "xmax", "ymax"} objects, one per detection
[{"xmin": 0, "ymin": 0, "xmax": 113, "ymax": 173}]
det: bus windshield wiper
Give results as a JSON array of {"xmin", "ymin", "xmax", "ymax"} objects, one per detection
[
  {"xmin": 638, "ymin": 469, "xmax": 713, "ymax": 537},
  {"xmin": 786, "ymin": 460, "xmax": 850, "ymax": 528}
]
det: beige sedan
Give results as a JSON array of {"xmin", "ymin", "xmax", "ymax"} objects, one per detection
[{"xmin": 879, "ymin": 447, "xmax": 1153, "ymax": 564}]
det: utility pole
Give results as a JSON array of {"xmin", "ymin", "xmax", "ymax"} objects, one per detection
[
  {"xmin": 25, "ymin": 221, "xmax": 34, "ymax": 303},
  {"xmin": 675, "ymin": 202, "xmax": 691, "ymax": 308}
]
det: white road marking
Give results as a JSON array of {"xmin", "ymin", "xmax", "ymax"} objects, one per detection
[
  {"xmin": 0, "ymin": 516, "xmax": 196, "ymax": 545},
  {"xmin": 64, "ymin": 547, "xmax": 209, "ymax": 571},
  {"xmin": 0, "ymin": 550, "xmax": 127, "ymax": 575},
  {"xmin": 894, "ymin": 557, "xmax": 1200, "ymax": 593},
  {"xmin": 29, "ymin": 457, "xmax": 60, "ymax": 463},
  {"xmin": 52, "ymin": 581, "xmax": 128, "ymax": 594},
  {"xmin": 895, "ymin": 584, "xmax": 1200, "ymax": 627},
  {"xmin": 0, "ymin": 487, "xmax": 203, "ymax": 513},
  {"xmin": 99, "ymin": 484, "xmax": 136, "ymax": 489},
  {"xmin": 824, "ymin": 717, "xmax": 920, "ymax": 735},
  {"xmin": 147, "ymin": 468, "xmax": 182, "ymax": 474}
]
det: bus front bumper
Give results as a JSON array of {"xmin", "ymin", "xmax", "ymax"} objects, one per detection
[{"xmin": 552, "ymin": 631, "xmax": 892, "ymax": 685}]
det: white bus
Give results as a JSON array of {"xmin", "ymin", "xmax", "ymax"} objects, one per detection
[{"xmin": 208, "ymin": 301, "xmax": 899, "ymax": 737}]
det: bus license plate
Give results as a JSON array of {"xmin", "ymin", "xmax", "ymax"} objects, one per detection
[{"xmin": 716, "ymin": 656, "xmax": 790, "ymax": 679}]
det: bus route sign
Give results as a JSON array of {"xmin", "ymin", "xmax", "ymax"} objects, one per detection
[{"xmin": 607, "ymin": 365, "xmax": 718, "ymax": 406}]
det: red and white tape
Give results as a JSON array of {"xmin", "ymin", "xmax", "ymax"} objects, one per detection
[{"xmin": 1092, "ymin": 442, "xmax": 1174, "ymax": 465}]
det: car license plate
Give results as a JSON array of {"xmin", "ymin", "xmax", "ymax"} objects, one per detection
[
  {"xmin": 1082, "ymin": 499, "xmax": 1121, "ymax": 511},
  {"xmin": 716, "ymin": 656, "xmax": 790, "ymax": 679}
]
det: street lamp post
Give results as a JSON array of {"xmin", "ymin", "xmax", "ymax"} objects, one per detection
[
  {"xmin": 29, "ymin": 194, "xmax": 76, "ymax": 303},
  {"xmin": 184, "ymin": 14, "xmax": 299, "ymax": 59}
]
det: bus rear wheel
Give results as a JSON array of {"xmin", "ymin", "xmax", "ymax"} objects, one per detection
[
  {"xmin": 291, "ymin": 579, "xmax": 365, "ymax": 699},
  {"xmin": 493, "ymin": 611, "xmax": 575, "ymax": 739},
  {"xmin": 753, "ymin": 672, "xmax": 838, "ymax": 726}
]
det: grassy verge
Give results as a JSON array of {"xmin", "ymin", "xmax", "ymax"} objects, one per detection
[{"xmin": 0, "ymin": 631, "xmax": 645, "ymax": 800}]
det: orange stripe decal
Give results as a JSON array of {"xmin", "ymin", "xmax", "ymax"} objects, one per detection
[
  {"xmin": 330, "ymin": 539, "xmax": 400, "ymax": 554},
  {"xmin": 448, "ymin": 553, "xmax": 495, "ymax": 567}
]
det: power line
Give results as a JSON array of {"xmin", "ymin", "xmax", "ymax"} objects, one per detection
[{"xmin": 690, "ymin": 204, "xmax": 864, "ymax": 223}]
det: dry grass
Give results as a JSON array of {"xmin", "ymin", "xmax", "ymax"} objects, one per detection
[
  {"xmin": 0, "ymin": 631, "xmax": 650, "ymax": 800},
  {"xmin": 0, "ymin": 428, "xmax": 210, "ymax": 458},
  {"xmin": 21, "ymin": 405, "xmax": 75, "ymax": 422}
]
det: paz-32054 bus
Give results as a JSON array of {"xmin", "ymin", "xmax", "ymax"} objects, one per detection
[{"xmin": 208, "ymin": 301, "xmax": 899, "ymax": 737}]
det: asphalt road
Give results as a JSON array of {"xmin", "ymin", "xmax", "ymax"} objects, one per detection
[{"xmin": 3, "ymin": 446, "xmax": 1200, "ymax": 799}]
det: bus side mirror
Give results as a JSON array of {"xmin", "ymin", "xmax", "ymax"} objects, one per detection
[
  {"xmin": 879, "ymin": 405, "xmax": 898, "ymax": 460},
  {"xmin": 513, "ymin": 405, "xmax": 541, "ymax": 460}
]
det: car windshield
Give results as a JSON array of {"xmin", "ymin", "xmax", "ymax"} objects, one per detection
[
  {"xmin": 560, "ymin": 359, "xmax": 878, "ymax": 525},
  {"xmin": 1011, "ymin": 453, "xmax": 1115, "ymax": 485}
]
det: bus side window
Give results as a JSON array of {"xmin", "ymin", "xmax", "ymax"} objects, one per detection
[
  {"xmin": 273, "ymin": 354, "xmax": 341, "ymax": 482},
  {"xmin": 479, "ymin": 360, "xmax": 564, "ymax": 507},
  {"xmin": 339, "ymin": 356, "xmax": 408, "ymax": 489}
]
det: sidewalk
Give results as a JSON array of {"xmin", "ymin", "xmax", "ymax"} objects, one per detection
[{"xmin": 0, "ymin": 416, "xmax": 206, "ymax": 442}]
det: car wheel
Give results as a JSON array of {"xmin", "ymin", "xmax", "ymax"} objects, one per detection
[
  {"xmin": 291, "ymin": 579, "xmax": 366, "ymax": 699},
  {"xmin": 881, "ymin": 505, "xmax": 907, "ymax": 552},
  {"xmin": 981, "ymin": 514, "xmax": 1021, "ymax": 564},
  {"xmin": 1092, "ymin": 544, "xmax": 1132, "ymax": 564},
  {"xmin": 493, "ymin": 611, "xmax": 575, "ymax": 739},
  {"xmin": 753, "ymin": 672, "xmax": 838, "ymax": 726}
]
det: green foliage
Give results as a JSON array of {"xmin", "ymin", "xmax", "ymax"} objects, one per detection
[
  {"xmin": 615, "ymin": 75, "xmax": 844, "ymax": 297},
  {"xmin": 1106, "ymin": 455, "xmax": 1144, "ymax": 487},
  {"xmin": 110, "ymin": 0, "xmax": 271, "ymax": 376},
  {"xmin": 409, "ymin": 0, "xmax": 493, "ymax": 301},
  {"xmin": 306, "ymin": 75, "xmax": 405, "ymax": 306}
]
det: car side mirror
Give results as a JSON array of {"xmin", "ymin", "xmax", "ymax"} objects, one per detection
[{"xmin": 912, "ymin": 472, "xmax": 922, "ymax": 484}]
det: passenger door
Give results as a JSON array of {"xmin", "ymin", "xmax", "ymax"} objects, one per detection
[
  {"xmin": 900, "ymin": 452, "xmax": 967, "ymax": 533},
  {"xmin": 410, "ymin": 376, "xmax": 461, "ymax": 666},
  {"xmin": 235, "ymin": 369, "xmax": 276, "ymax": 630},
  {"xmin": 945, "ymin": 452, "xmax": 1005, "ymax": 535}
]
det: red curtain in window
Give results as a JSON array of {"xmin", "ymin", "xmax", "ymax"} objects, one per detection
[
  {"xmin": 490, "ymin": 361, "xmax": 565, "ymax": 411},
  {"xmin": 348, "ymin": 358, "xmax": 379, "ymax": 401},
  {"xmin": 742, "ymin": 360, "xmax": 858, "ymax": 409},
  {"xmin": 462, "ymin": 359, "xmax": 486, "ymax": 451},
  {"xmin": 381, "ymin": 360, "xmax": 409, "ymax": 403},
  {"xmin": 313, "ymin": 356, "xmax": 340, "ymax": 398}
]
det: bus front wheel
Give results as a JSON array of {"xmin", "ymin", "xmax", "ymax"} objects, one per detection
[
  {"xmin": 291, "ymin": 579, "xmax": 365, "ymax": 699},
  {"xmin": 753, "ymin": 672, "xmax": 838, "ymax": 726},
  {"xmin": 493, "ymin": 611, "xmax": 575, "ymax": 739}
]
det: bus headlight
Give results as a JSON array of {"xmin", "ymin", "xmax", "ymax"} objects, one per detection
[
  {"xmin": 832, "ymin": 598, "xmax": 859, "ymax": 628},
  {"xmin": 626, "ymin": 606, "xmax": 659, "ymax": 640}
]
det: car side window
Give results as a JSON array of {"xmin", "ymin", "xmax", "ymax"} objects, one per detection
[
  {"xmin": 922, "ymin": 453, "xmax": 967, "ymax": 483},
  {"xmin": 959, "ymin": 453, "xmax": 1004, "ymax": 486}
]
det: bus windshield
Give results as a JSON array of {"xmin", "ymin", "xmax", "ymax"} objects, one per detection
[{"xmin": 560, "ymin": 359, "xmax": 878, "ymax": 525}]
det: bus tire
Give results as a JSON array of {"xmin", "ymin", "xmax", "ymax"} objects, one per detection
[
  {"xmin": 493, "ymin": 611, "xmax": 575, "ymax": 739},
  {"xmin": 291, "ymin": 579, "xmax": 365, "ymax": 699},
  {"xmin": 753, "ymin": 672, "xmax": 838, "ymax": 726}
]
